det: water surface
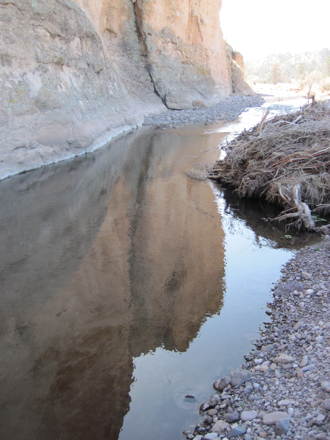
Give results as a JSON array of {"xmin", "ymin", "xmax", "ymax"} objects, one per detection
[{"xmin": 0, "ymin": 120, "xmax": 315, "ymax": 440}]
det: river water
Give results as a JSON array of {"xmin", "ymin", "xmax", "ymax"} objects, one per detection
[{"xmin": 0, "ymin": 106, "xmax": 316, "ymax": 440}]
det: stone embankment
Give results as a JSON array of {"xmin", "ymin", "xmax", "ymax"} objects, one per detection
[{"xmin": 185, "ymin": 238, "xmax": 330, "ymax": 440}]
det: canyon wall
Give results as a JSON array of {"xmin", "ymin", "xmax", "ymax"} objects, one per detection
[{"xmin": 0, "ymin": 0, "xmax": 245, "ymax": 179}]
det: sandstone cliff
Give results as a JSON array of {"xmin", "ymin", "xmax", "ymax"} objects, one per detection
[
  {"xmin": 0, "ymin": 0, "xmax": 248, "ymax": 179},
  {"xmin": 226, "ymin": 43, "xmax": 254, "ymax": 95}
]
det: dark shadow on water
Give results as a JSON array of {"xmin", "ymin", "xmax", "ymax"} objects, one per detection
[{"xmin": 218, "ymin": 186, "xmax": 321, "ymax": 250}]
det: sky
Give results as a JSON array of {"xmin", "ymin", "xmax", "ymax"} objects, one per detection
[{"xmin": 221, "ymin": 0, "xmax": 330, "ymax": 60}]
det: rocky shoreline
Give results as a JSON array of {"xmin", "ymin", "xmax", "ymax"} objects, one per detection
[
  {"xmin": 184, "ymin": 238, "xmax": 330, "ymax": 440},
  {"xmin": 144, "ymin": 95, "xmax": 263, "ymax": 128}
]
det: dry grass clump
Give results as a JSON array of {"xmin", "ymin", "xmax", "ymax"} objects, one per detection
[{"xmin": 209, "ymin": 101, "xmax": 330, "ymax": 231}]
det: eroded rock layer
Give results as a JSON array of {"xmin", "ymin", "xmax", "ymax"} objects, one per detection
[{"xmin": 0, "ymin": 0, "xmax": 245, "ymax": 178}]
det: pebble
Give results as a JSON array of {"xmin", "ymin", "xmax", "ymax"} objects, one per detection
[
  {"xmin": 302, "ymin": 271, "xmax": 312, "ymax": 280},
  {"xmin": 212, "ymin": 420, "xmax": 229, "ymax": 434},
  {"xmin": 230, "ymin": 371, "xmax": 250, "ymax": 387},
  {"xmin": 240, "ymin": 410, "xmax": 257, "ymax": 421},
  {"xmin": 275, "ymin": 353, "xmax": 295, "ymax": 363},
  {"xmin": 320, "ymin": 381, "xmax": 330, "ymax": 393},
  {"xmin": 227, "ymin": 425, "xmax": 247, "ymax": 437},
  {"xmin": 322, "ymin": 399, "xmax": 330, "ymax": 411},
  {"xmin": 262, "ymin": 411, "xmax": 289, "ymax": 425},
  {"xmin": 278, "ymin": 399, "xmax": 295, "ymax": 407},
  {"xmin": 145, "ymin": 96, "xmax": 263, "ymax": 128},
  {"xmin": 214, "ymin": 377, "xmax": 229, "ymax": 392},
  {"xmin": 300, "ymin": 355, "xmax": 309, "ymax": 367},
  {"xmin": 275, "ymin": 419, "xmax": 290, "ymax": 434},
  {"xmin": 313, "ymin": 414, "xmax": 326, "ymax": 425},
  {"xmin": 203, "ymin": 433, "xmax": 219, "ymax": 440},
  {"xmin": 225, "ymin": 411, "xmax": 241, "ymax": 423},
  {"xmin": 186, "ymin": 241, "xmax": 329, "ymax": 440}
]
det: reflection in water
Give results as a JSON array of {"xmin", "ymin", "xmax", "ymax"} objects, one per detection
[
  {"xmin": 0, "ymin": 123, "xmax": 319, "ymax": 440},
  {"xmin": 0, "ymin": 127, "xmax": 225, "ymax": 440},
  {"xmin": 219, "ymin": 187, "xmax": 320, "ymax": 250}
]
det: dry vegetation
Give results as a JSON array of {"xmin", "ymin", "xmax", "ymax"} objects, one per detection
[{"xmin": 209, "ymin": 101, "xmax": 330, "ymax": 232}]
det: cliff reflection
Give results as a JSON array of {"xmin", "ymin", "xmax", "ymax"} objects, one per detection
[{"xmin": 0, "ymin": 127, "xmax": 225, "ymax": 440}]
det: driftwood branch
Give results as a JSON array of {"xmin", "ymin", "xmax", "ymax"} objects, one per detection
[{"xmin": 209, "ymin": 102, "xmax": 330, "ymax": 232}]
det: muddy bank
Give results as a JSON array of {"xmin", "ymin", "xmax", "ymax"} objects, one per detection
[{"xmin": 185, "ymin": 238, "xmax": 330, "ymax": 440}]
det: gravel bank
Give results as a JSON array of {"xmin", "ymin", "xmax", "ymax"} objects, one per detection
[
  {"xmin": 144, "ymin": 95, "xmax": 264, "ymax": 128},
  {"xmin": 185, "ymin": 238, "xmax": 330, "ymax": 440}
]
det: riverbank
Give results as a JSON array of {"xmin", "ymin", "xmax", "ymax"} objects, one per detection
[
  {"xmin": 144, "ymin": 95, "xmax": 263, "ymax": 128},
  {"xmin": 0, "ymin": 94, "xmax": 262, "ymax": 182},
  {"xmin": 185, "ymin": 238, "xmax": 329, "ymax": 440},
  {"xmin": 209, "ymin": 101, "xmax": 330, "ymax": 233}
]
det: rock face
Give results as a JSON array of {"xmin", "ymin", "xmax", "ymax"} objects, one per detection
[
  {"xmin": 226, "ymin": 43, "xmax": 254, "ymax": 95},
  {"xmin": 133, "ymin": 0, "xmax": 231, "ymax": 109},
  {"xmin": 0, "ymin": 0, "xmax": 249, "ymax": 179}
]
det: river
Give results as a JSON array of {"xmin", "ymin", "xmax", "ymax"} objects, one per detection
[{"xmin": 0, "ymin": 102, "xmax": 315, "ymax": 440}]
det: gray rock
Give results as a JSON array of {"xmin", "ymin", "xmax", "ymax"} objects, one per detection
[
  {"xmin": 275, "ymin": 419, "xmax": 290, "ymax": 435},
  {"xmin": 302, "ymin": 271, "xmax": 312, "ymax": 279},
  {"xmin": 313, "ymin": 413, "xmax": 326, "ymax": 425},
  {"xmin": 320, "ymin": 381, "xmax": 330, "ymax": 393},
  {"xmin": 230, "ymin": 371, "xmax": 250, "ymax": 387},
  {"xmin": 275, "ymin": 353, "xmax": 295, "ymax": 363},
  {"xmin": 243, "ymin": 384, "xmax": 253, "ymax": 395},
  {"xmin": 322, "ymin": 399, "xmax": 330, "ymax": 411},
  {"xmin": 203, "ymin": 433, "xmax": 219, "ymax": 440},
  {"xmin": 201, "ymin": 400, "xmax": 217, "ymax": 412},
  {"xmin": 278, "ymin": 399, "xmax": 295, "ymax": 407},
  {"xmin": 203, "ymin": 416, "xmax": 213, "ymax": 425},
  {"xmin": 262, "ymin": 411, "xmax": 289, "ymax": 425},
  {"xmin": 227, "ymin": 425, "xmax": 247, "ymax": 437},
  {"xmin": 225, "ymin": 411, "xmax": 241, "ymax": 423},
  {"xmin": 212, "ymin": 420, "xmax": 229, "ymax": 434},
  {"xmin": 240, "ymin": 410, "xmax": 257, "ymax": 421},
  {"xmin": 299, "ymin": 355, "xmax": 309, "ymax": 367},
  {"xmin": 214, "ymin": 377, "xmax": 230, "ymax": 391}
]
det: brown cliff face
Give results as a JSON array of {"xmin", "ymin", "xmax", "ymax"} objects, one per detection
[
  {"xmin": 133, "ymin": 0, "xmax": 232, "ymax": 109},
  {"xmin": 0, "ymin": 0, "xmax": 235, "ymax": 179},
  {"xmin": 226, "ymin": 43, "xmax": 254, "ymax": 95}
]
